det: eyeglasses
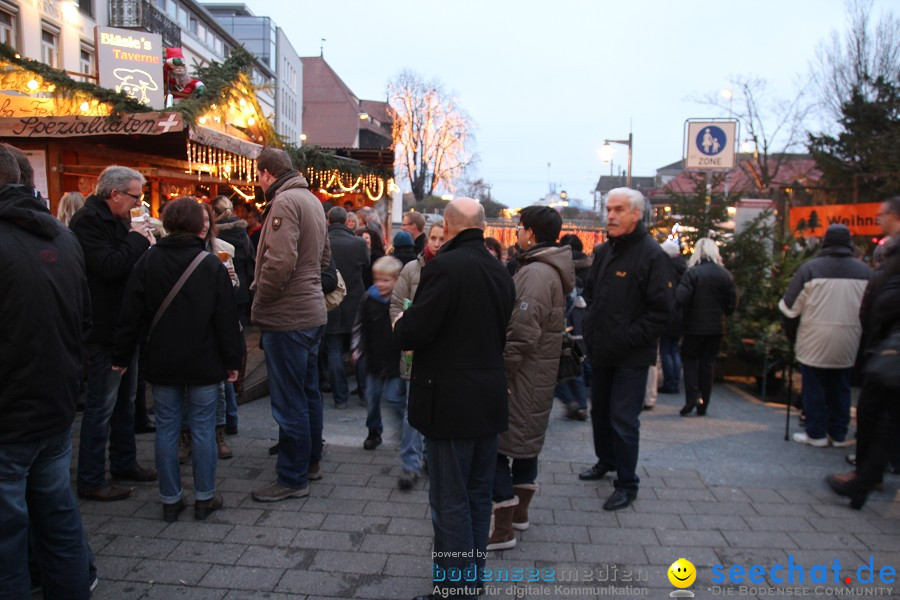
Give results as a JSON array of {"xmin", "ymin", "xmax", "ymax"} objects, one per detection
[
  {"xmin": 119, "ymin": 190, "xmax": 144, "ymax": 202},
  {"xmin": 516, "ymin": 224, "xmax": 525, "ymax": 231}
]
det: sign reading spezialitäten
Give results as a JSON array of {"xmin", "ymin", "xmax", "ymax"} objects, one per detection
[
  {"xmin": 0, "ymin": 113, "xmax": 185, "ymax": 138},
  {"xmin": 96, "ymin": 26, "xmax": 165, "ymax": 110}
]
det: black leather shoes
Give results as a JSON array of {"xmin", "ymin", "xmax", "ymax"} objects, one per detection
[
  {"xmin": 162, "ymin": 499, "xmax": 187, "ymax": 522},
  {"xmin": 679, "ymin": 402, "xmax": 696, "ymax": 416},
  {"xmin": 78, "ymin": 484, "xmax": 132, "ymax": 502},
  {"xmin": 826, "ymin": 474, "xmax": 868, "ymax": 510},
  {"xmin": 194, "ymin": 492, "xmax": 224, "ymax": 520},
  {"xmin": 603, "ymin": 488, "xmax": 637, "ymax": 511},
  {"xmin": 110, "ymin": 465, "xmax": 158, "ymax": 482},
  {"xmin": 578, "ymin": 463, "xmax": 614, "ymax": 481}
]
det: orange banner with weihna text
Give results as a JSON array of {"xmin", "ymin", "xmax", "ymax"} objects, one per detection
[{"xmin": 789, "ymin": 202, "xmax": 883, "ymax": 237}]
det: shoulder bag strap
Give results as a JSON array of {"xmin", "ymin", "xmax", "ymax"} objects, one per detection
[{"xmin": 149, "ymin": 251, "xmax": 209, "ymax": 338}]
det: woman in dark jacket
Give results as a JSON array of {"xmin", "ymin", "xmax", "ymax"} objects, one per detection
[
  {"xmin": 113, "ymin": 198, "xmax": 241, "ymax": 523},
  {"xmin": 676, "ymin": 238, "xmax": 736, "ymax": 416},
  {"xmin": 390, "ymin": 230, "xmax": 418, "ymax": 265}
]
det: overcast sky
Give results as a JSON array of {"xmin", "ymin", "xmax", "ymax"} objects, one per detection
[{"xmin": 246, "ymin": 0, "xmax": 894, "ymax": 208}]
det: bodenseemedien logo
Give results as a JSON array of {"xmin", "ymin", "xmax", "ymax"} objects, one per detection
[{"xmin": 668, "ymin": 558, "xmax": 696, "ymax": 598}]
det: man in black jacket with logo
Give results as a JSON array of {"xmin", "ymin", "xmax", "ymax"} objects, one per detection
[
  {"xmin": 580, "ymin": 188, "xmax": 675, "ymax": 511},
  {"xmin": 0, "ymin": 146, "xmax": 93, "ymax": 598},
  {"xmin": 395, "ymin": 198, "xmax": 515, "ymax": 600},
  {"xmin": 70, "ymin": 165, "xmax": 158, "ymax": 501}
]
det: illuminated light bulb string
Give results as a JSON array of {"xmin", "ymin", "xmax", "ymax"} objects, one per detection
[
  {"xmin": 304, "ymin": 168, "xmax": 390, "ymax": 202},
  {"xmin": 186, "ymin": 140, "xmax": 256, "ymax": 184}
]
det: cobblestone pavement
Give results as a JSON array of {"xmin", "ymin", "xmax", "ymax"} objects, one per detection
[{"xmin": 70, "ymin": 383, "xmax": 899, "ymax": 600}]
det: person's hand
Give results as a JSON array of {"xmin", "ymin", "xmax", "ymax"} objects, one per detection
[
  {"xmin": 226, "ymin": 263, "xmax": 237, "ymax": 282},
  {"xmin": 112, "ymin": 365, "xmax": 127, "ymax": 374},
  {"xmin": 392, "ymin": 312, "xmax": 403, "ymax": 329},
  {"xmin": 227, "ymin": 370, "xmax": 239, "ymax": 382},
  {"xmin": 129, "ymin": 220, "xmax": 156, "ymax": 246}
]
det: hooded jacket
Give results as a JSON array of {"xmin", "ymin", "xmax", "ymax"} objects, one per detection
[
  {"xmin": 779, "ymin": 243, "xmax": 871, "ymax": 368},
  {"xmin": 499, "ymin": 244, "xmax": 575, "ymax": 458},
  {"xmin": 583, "ymin": 222, "xmax": 675, "ymax": 367},
  {"xmin": 251, "ymin": 171, "xmax": 330, "ymax": 331},
  {"xmin": 390, "ymin": 252, "xmax": 427, "ymax": 321},
  {"xmin": 69, "ymin": 194, "xmax": 150, "ymax": 347},
  {"xmin": 0, "ymin": 184, "xmax": 91, "ymax": 443},
  {"xmin": 216, "ymin": 216, "xmax": 255, "ymax": 306}
]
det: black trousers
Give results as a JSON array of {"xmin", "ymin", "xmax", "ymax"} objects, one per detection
[
  {"xmin": 855, "ymin": 376, "xmax": 900, "ymax": 489},
  {"xmin": 590, "ymin": 365, "xmax": 646, "ymax": 492},
  {"xmin": 681, "ymin": 334, "xmax": 723, "ymax": 411}
]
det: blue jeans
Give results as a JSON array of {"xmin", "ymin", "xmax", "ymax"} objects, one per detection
[
  {"xmin": 493, "ymin": 454, "xmax": 538, "ymax": 502},
  {"xmin": 77, "ymin": 347, "xmax": 139, "ymax": 490},
  {"xmin": 659, "ymin": 336, "xmax": 682, "ymax": 392},
  {"xmin": 365, "ymin": 375, "xmax": 422, "ymax": 473},
  {"xmin": 326, "ymin": 333, "xmax": 366, "ymax": 406},
  {"xmin": 0, "ymin": 429, "xmax": 90, "ymax": 599},
  {"xmin": 263, "ymin": 326, "xmax": 325, "ymax": 488},
  {"xmin": 555, "ymin": 374, "xmax": 587, "ymax": 409},
  {"xmin": 590, "ymin": 366, "xmax": 646, "ymax": 492},
  {"xmin": 801, "ymin": 365, "xmax": 852, "ymax": 442},
  {"xmin": 224, "ymin": 382, "xmax": 238, "ymax": 429},
  {"xmin": 153, "ymin": 384, "xmax": 219, "ymax": 503},
  {"xmin": 428, "ymin": 435, "xmax": 497, "ymax": 599}
]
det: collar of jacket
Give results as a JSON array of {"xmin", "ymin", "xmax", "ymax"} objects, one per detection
[
  {"xmin": 439, "ymin": 227, "xmax": 485, "ymax": 254},
  {"xmin": 609, "ymin": 221, "xmax": 648, "ymax": 250},
  {"xmin": 328, "ymin": 223, "xmax": 355, "ymax": 236},
  {"xmin": 818, "ymin": 245, "xmax": 853, "ymax": 258},
  {"xmin": 0, "ymin": 183, "xmax": 60, "ymax": 239},
  {"xmin": 516, "ymin": 242, "xmax": 555, "ymax": 263},
  {"xmin": 263, "ymin": 170, "xmax": 303, "ymax": 204},
  {"xmin": 85, "ymin": 194, "xmax": 118, "ymax": 222},
  {"xmin": 157, "ymin": 233, "xmax": 204, "ymax": 249}
]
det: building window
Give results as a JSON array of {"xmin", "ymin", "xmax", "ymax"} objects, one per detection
[
  {"xmin": 80, "ymin": 46, "xmax": 94, "ymax": 77},
  {"xmin": 188, "ymin": 16, "xmax": 197, "ymax": 34},
  {"xmin": 41, "ymin": 28, "xmax": 58, "ymax": 68},
  {"xmin": 78, "ymin": 0, "xmax": 92, "ymax": 17},
  {"xmin": 0, "ymin": 9, "xmax": 16, "ymax": 50},
  {"xmin": 166, "ymin": 0, "xmax": 177, "ymax": 20}
]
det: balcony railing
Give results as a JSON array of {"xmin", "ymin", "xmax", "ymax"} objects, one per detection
[{"xmin": 108, "ymin": 0, "xmax": 181, "ymax": 49}]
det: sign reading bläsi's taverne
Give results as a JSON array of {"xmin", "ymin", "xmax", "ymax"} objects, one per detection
[
  {"xmin": 95, "ymin": 26, "xmax": 165, "ymax": 110},
  {"xmin": 0, "ymin": 112, "xmax": 184, "ymax": 138}
]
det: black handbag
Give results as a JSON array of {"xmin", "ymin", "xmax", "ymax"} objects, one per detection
[
  {"xmin": 864, "ymin": 331, "xmax": 900, "ymax": 390},
  {"xmin": 558, "ymin": 331, "xmax": 584, "ymax": 383}
]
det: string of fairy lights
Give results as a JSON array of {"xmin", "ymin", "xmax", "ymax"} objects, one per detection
[
  {"xmin": 304, "ymin": 168, "xmax": 392, "ymax": 203},
  {"xmin": 186, "ymin": 139, "xmax": 257, "ymax": 183}
]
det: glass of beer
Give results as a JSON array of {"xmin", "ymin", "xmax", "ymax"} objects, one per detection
[
  {"xmin": 130, "ymin": 206, "xmax": 144, "ymax": 221},
  {"xmin": 216, "ymin": 250, "xmax": 231, "ymax": 262}
]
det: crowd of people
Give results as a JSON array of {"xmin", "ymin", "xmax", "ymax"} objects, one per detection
[{"xmin": 1, "ymin": 139, "xmax": 898, "ymax": 600}]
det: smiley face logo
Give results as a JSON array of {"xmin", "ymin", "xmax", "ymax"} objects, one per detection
[{"xmin": 668, "ymin": 558, "xmax": 696, "ymax": 588}]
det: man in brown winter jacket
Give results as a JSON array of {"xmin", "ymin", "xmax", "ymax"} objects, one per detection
[{"xmin": 250, "ymin": 148, "xmax": 330, "ymax": 503}]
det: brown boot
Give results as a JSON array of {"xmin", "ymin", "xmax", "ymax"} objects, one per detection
[
  {"xmin": 178, "ymin": 429, "xmax": 192, "ymax": 464},
  {"xmin": 512, "ymin": 484, "xmax": 538, "ymax": 531},
  {"xmin": 216, "ymin": 426, "xmax": 233, "ymax": 460},
  {"xmin": 486, "ymin": 497, "xmax": 518, "ymax": 552}
]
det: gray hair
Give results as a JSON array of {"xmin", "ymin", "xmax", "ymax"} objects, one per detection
[
  {"xmin": 426, "ymin": 218, "xmax": 444, "ymax": 235},
  {"xmin": 688, "ymin": 238, "xmax": 723, "ymax": 267},
  {"xmin": 608, "ymin": 187, "xmax": 644, "ymax": 213},
  {"xmin": 96, "ymin": 166, "xmax": 145, "ymax": 199}
]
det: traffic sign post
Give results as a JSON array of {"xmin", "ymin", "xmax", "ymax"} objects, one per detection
[{"xmin": 683, "ymin": 120, "xmax": 738, "ymax": 171}]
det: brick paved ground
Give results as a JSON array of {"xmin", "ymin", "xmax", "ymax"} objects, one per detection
[{"xmin": 68, "ymin": 382, "xmax": 899, "ymax": 600}]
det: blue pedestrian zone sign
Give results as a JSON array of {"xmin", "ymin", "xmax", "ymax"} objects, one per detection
[{"xmin": 684, "ymin": 120, "xmax": 737, "ymax": 170}]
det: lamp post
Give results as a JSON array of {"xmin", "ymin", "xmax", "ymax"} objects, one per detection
[{"xmin": 600, "ymin": 132, "xmax": 632, "ymax": 188}]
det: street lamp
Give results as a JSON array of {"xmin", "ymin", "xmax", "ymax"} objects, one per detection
[{"xmin": 600, "ymin": 132, "xmax": 633, "ymax": 188}]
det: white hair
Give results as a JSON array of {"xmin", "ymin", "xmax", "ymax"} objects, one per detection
[
  {"xmin": 608, "ymin": 187, "xmax": 644, "ymax": 213},
  {"xmin": 96, "ymin": 165, "xmax": 145, "ymax": 199},
  {"xmin": 689, "ymin": 237, "xmax": 723, "ymax": 267}
]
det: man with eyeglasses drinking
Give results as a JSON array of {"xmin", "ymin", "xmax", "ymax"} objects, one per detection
[{"xmin": 70, "ymin": 165, "xmax": 158, "ymax": 502}]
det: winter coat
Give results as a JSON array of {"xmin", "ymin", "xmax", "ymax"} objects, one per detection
[
  {"xmin": 861, "ymin": 239, "xmax": 900, "ymax": 353},
  {"xmin": 69, "ymin": 194, "xmax": 150, "ymax": 347},
  {"xmin": 215, "ymin": 216, "xmax": 255, "ymax": 306},
  {"xmin": 391, "ymin": 244, "xmax": 418, "ymax": 266},
  {"xmin": 499, "ymin": 245, "xmax": 575, "ymax": 459},
  {"xmin": 390, "ymin": 252, "xmax": 425, "ymax": 321},
  {"xmin": 583, "ymin": 222, "xmax": 675, "ymax": 367},
  {"xmin": 113, "ymin": 235, "xmax": 242, "ymax": 384},
  {"xmin": 572, "ymin": 250, "xmax": 593, "ymax": 288},
  {"xmin": 251, "ymin": 172, "xmax": 330, "ymax": 331},
  {"xmin": 394, "ymin": 229, "xmax": 516, "ymax": 440},
  {"xmin": 0, "ymin": 184, "xmax": 91, "ymax": 444},
  {"xmin": 663, "ymin": 255, "xmax": 688, "ymax": 338},
  {"xmin": 778, "ymin": 246, "xmax": 870, "ymax": 369},
  {"xmin": 677, "ymin": 260, "xmax": 737, "ymax": 337},
  {"xmin": 351, "ymin": 286, "xmax": 401, "ymax": 379},
  {"xmin": 326, "ymin": 223, "xmax": 370, "ymax": 335}
]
